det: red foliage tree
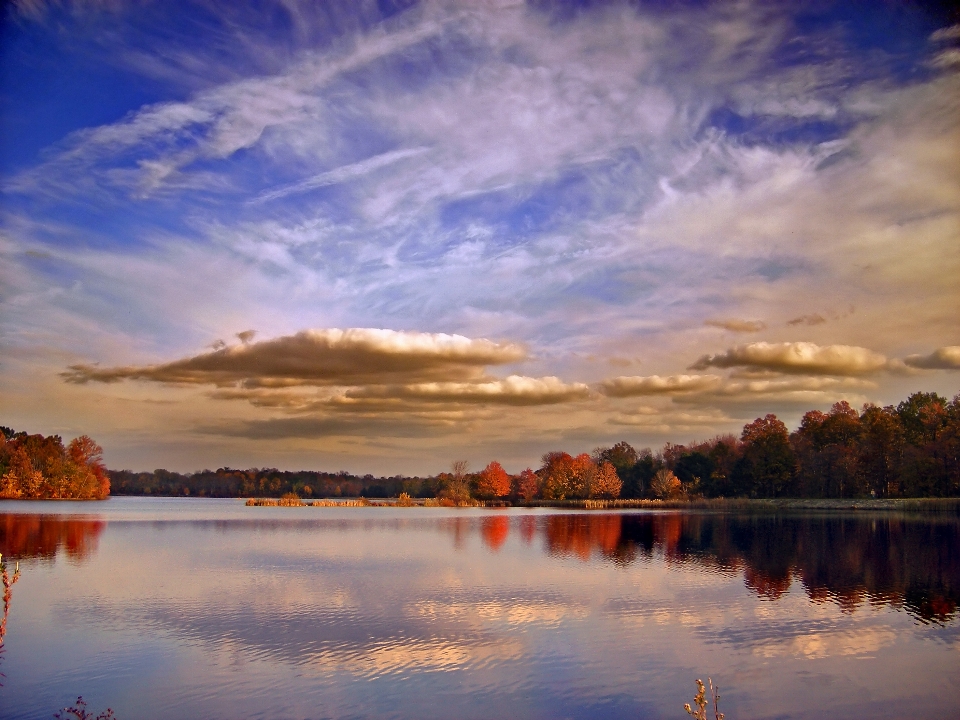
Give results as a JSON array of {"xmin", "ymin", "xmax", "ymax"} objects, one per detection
[{"xmin": 516, "ymin": 468, "xmax": 539, "ymax": 501}]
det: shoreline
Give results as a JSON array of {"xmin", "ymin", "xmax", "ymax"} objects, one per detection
[{"xmin": 236, "ymin": 496, "xmax": 960, "ymax": 513}]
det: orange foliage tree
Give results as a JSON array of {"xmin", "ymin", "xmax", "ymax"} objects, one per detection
[
  {"xmin": 590, "ymin": 461, "xmax": 622, "ymax": 498},
  {"xmin": 475, "ymin": 461, "xmax": 511, "ymax": 500},
  {"xmin": 540, "ymin": 452, "xmax": 594, "ymax": 500}
]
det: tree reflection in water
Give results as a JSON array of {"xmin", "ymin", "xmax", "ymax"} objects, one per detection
[
  {"xmin": 534, "ymin": 512, "xmax": 959, "ymax": 624},
  {"xmin": 480, "ymin": 515, "xmax": 510, "ymax": 552},
  {"xmin": 0, "ymin": 514, "xmax": 105, "ymax": 562}
]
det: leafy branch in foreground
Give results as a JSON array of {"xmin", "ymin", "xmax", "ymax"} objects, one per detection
[
  {"xmin": 685, "ymin": 678, "xmax": 724, "ymax": 720},
  {"xmin": 0, "ymin": 552, "xmax": 21, "ymax": 682},
  {"xmin": 54, "ymin": 696, "xmax": 116, "ymax": 720}
]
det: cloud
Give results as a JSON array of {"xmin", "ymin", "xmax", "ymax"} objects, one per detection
[
  {"xmin": 344, "ymin": 376, "xmax": 591, "ymax": 406},
  {"xmin": 601, "ymin": 374, "xmax": 723, "ymax": 397},
  {"xmin": 688, "ymin": 376, "xmax": 875, "ymax": 399},
  {"xmin": 62, "ymin": 328, "xmax": 527, "ymax": 387},
  {"xmin": 608, "ymin": 405, "xmax": 738, "ymax": 431},
  {"xmin": 601, "ymin": 372, "xmax": 873, "ymax": 401},
  {"xmin": 253, "ymin": 147, "xmax": 431, "ymax": 203},
  {"xmin": 689, "ymin": 342, "xmax": 889, "ymax": 376},
  {"xmin": 903, "ymin": 346, "xmax": 960, "ymax": 370},
  {"xmin": 203, "ymin": 414, "xmax": 453, "ymax": 440},
  {"xmin": 931, "ymin": 25, "xmax": 960, "ymax": 43},
  {"xmin": 704, "ymin": 319, "xmax": 766, "ymax": 333},
  {"xmin": 786, "ymin": 314, "xmax": 826, "ymax": 326}
]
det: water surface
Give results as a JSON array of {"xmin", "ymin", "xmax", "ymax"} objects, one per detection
[{"xmin": 0, "ymin": 498, "xmax": 958, "ymax": 719}]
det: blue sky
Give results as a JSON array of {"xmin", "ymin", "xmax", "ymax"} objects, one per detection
[{"xmin": 1, "ymin": 0, "xmax": 958, "ymax": 474}]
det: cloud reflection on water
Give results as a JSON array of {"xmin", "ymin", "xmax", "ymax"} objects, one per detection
[{"xmin": 4, "ymin": 505, "xmax": 960, "ymax": 719}]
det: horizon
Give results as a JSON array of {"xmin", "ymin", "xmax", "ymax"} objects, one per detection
[{"xmin": 1, "ymin": 0, "xmax": 959, "ymax": 475}]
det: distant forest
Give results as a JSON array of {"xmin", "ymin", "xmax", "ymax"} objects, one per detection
[{"xmin": 108, "ymin": 389, "xmax": 959, "ymax": 501}]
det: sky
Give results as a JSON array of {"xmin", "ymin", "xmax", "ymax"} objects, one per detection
[{"xmin": 1, "ymin": 0, "xmax": 958, "ymax": 475}]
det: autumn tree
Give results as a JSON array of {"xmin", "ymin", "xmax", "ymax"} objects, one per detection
[
  {"xmin": 650, "ymin": 468, "xmax": 681, "ymax": 499},
  {"xmin": 539, "ymin": 452, "xmax": 583, "ymax": 500},
  {"xmin": 858, "ymin": 404, "xmax": 905, "ymax": 497},
  {"xmin": 897, "ymin": 392, "xmax": 952, "ymax": 496},
  {"xmin": 734, "ymin": 414, "xmax": 795, "ymax": 497},
  {"xmin": 0, "ymin": 430, "xmax": 109, "ymax": 500},
  {"xmin": 442, "ymin": 460, "xmax": 472, "ymax": 505},
  {"xmin": 476, "ymin": 461, "xmax": 511, "ymax": 500},
  {"xmin": 516, "ymin": 468, "xmax": 539, "ymax": 501},
  {"xmin": 674, "ymin": 451, "xmax": 712, "ymax": 496},
  {"xmin": 68, "ymin": 436, "xmax": 110, "ymax": 499},
  {"xmin": 792, "ymin": 402, "xmax": 863, "ymax": 498},
  {"xmin": 591, "ymin": 461, "xmax": 622, "ymax": 498}
]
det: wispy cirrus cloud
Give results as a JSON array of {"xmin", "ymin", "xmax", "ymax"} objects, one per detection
[
  {"xmin": 252, "ymin": 147, "xmax": 431, "ymax": 204},
  {"xmin": 3, "ymin": 1, "xmax": 959, "ymax": 470}
]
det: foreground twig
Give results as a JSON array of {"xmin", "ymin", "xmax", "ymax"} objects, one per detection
[{"xmin": 685, "ymin": 678, "xmax": 724, "ymax": 720}]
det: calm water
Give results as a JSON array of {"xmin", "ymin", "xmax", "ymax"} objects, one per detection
[{"xmin": 0, "ymin": 499, "xmax": 958, "ymax": 720}]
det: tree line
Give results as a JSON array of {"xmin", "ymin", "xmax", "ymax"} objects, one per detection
[
  {"xmin": 437, "ymin": 390, "xmax": 960, "ymax": 503},
  {"xmin": 115, "ymin": 389, "xmax": 960, "ymax": 501},
  {"xmin": 6, "ymin": 389, "xmax": 958, "ymax": 501},
  {"xmin": 0, "ymin": 427, "xmax": 110, "ymax": 500}
]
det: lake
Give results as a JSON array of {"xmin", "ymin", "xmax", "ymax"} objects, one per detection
[{"xmin": 0, "ymin": 498, "xmax": 958, "ymax": 719}]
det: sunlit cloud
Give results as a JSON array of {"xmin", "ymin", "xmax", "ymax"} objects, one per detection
[
  {"xmin": 689, "ymin": 342, "xmax": 889, "ymax": 376},
  {"xmin": 903, "ymin": 346, "xmax": 960, "ymax": 370},
  {"xmin": 601, "ymin": 374, "xmax": 723, "ymax": 397},
  {"xmin": 344, "ymin": 376, "xmax": 591, "ymax": 405},
  {"xmin": 62, "ymin": 329, "xmax": 527, "ymax": 387}
]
